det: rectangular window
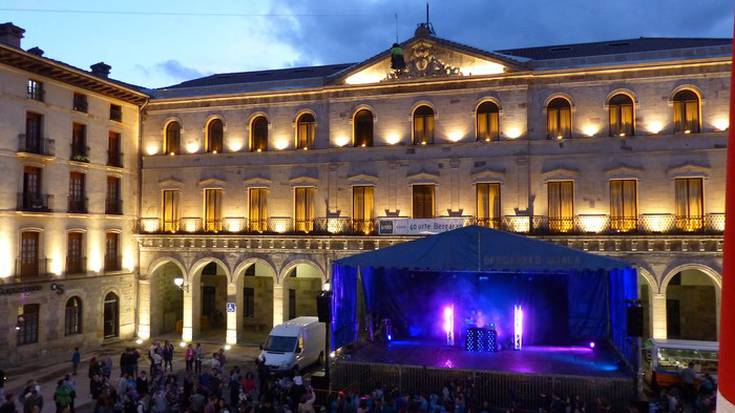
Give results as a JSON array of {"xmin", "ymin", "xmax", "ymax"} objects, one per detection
[
  {"xmin": 67, "ymin": 232, "xmax": 84, "ymax": 274},
  {"xmin": 352, "ymin": 186, "xmax": 374, "ymax": 233},
  {"xmin": 412, "ymin": 185, "xmax": 435, "ymax": 218},
  {"xmin": 248, "ymin": 188, "xmax": 268, "ymax": 232},
  {"xmin": 71, "ymin": 123, "xmax": 87, "ymax": 160},
  {"xmin": 21, "ymin": 166, "xmax": 45, "ymax": 211},
  {"xmin": 68, "ymin": 172, "xmax": 86, "ymax": 213},
  {"xmin": 109, "ymin": 104, "xmax": 122, "ymax": 122},
  {"xmin": 106, "ymin": 176, "xmax": 122, "ymax": 214},
  {"xmin": 609, "ymin": 180, "xmax": 637, "ymax": 231},
  {"xmin": 162, "ymin": 190, "xmax": 180, "ymax": 232},
  {"xmin": 27, "ymin": 79, "xmax": 44, "ymax": 101},
  {"xmin": 476, "ymin": 183, "xmax": 501, "ymax": 228},
  {"xmin": 244, "ymin": 287, "xmax": 255, "ymax": 318},
  {"xmin": 675, "ymin": 178, "xmax": 704, "ymax": 231},
  {"xmin": 204, "ymin": 189, "xmax": 223, "ymax": 232},
  {"xmin": 547, "ymin": 181, "xmax": 574, "ymax": 232},
  {"xmin": 107, "ymin": 131, "xmax": 122, "ymax": 167},
  {"xmin": 294, "ymin": 187, "xmax": 315, "ymax": 232},
  {"xmin": 104, "ymin": 232, "xmax": 120, "ymax": 271},
  {"xmin": 73, "ymin": 93, "xmax": 88, "ymax": 112},
  {"xmin": 23, "ymin": 112, "xmax": 44, "ymax": 153},
  {"xmin": 17, "ymin": 304, "xmax": 39, "ymax": 345},
  {"xmin": 288, "ymin": 289, "xmax": 296, "ymax": 320},
  {"xmin": 20, "ymin": 231, "xmax": 40, "ymax": 278}
]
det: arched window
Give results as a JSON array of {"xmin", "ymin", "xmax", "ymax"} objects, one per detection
[
  {"xmin": 206, "ymin": 119, "xmax": 223, "ymax": 153},
  {"xmin": 353, "ymin": 109, "xmax": 374, "ymax": 147},
  {"xmin": 608, "ymin": 94, "xmax": 635, "ymax": 137},
  {"xmin": 413, "ymin": 105, "xmax": 435, "ymax": 145},
  {"xmin": 250, "ymin": 116, "xmax": 268, "ymax": 152},
  {"xmin": 476, "ymin": 101, "xmax": 500, "ymax": 141},
  {"xmin": 296, "ymin": 113, "xmax": 316, "ymax": 149},
  {"xmin": 65, "ymin": 296, "xmax": 82, "ymax": 336},
  {"xmin": 547, "ymin": 98, "xmax": 572, "ymax": 139},
  {"xmin": 673, "ymin": 90, "xmax": 700, "ymax": 134},
  {"xmin": 103, "ymin": 292, "xmax": 119, "ymax": 338},
  {"xmin": 164, "ymin": 121, "xmax": 181, "ymax": 154}
]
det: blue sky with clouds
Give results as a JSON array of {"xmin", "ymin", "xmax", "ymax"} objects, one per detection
[{"xmin": 3, "ymin": 0, "xmax": 733, "ymax": 88}]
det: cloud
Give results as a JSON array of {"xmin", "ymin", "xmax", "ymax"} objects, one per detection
[
  {"xmin": 133, "ymin": 59, "xmax": 211, "ymax": 87},
  {"xmin": 265, "ymin": 0, "xmax": 734, "ymax": 67}
]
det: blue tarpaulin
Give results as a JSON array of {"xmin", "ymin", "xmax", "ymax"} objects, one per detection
[{"xmin": 331, "ymin": 226, "xmax": 638, "ymax": 368}]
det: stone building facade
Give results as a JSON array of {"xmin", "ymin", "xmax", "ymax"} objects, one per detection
[{"xmin": 0, "ymin": 21, "xmax": 732, "ymax": 363}]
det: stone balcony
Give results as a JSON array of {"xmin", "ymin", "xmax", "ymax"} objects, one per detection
[{"xmin": 136, "ymin": 214, "xmax": 724, "ymax": 256}]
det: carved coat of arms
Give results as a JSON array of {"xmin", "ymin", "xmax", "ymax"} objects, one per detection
[{"xmin": 385, "ymin": 42, "xmax": 461, "ymax": 81}]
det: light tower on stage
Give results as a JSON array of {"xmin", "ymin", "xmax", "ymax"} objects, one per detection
[
  {"xmin": 443, "ymin": 305, "xmax": 455, "ymax": 346},
  {"xmin": 513, "ymin": 305, "xmax": 523, "ymax": 350},
  {"xmin": 717, "ymin": 17, "xmax": 735, "ymax": 413}
]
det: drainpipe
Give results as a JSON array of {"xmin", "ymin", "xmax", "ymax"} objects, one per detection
[{"xmin": 134, "ymin": 97, "xmax": 150, "ymax": 338}]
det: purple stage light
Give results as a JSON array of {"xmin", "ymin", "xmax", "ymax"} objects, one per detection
[
  {"xmin": 513, "ymin": 305, "xmax": 523, "ymax": 350},
  {"xmin": 589, "ymin": 341, "xmax": 595, "ymax": 349},
  {"xmin": 443, "ymin": 305, "xmax": 455, "ymax": 346}
]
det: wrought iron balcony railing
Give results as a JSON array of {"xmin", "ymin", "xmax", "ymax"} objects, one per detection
[
  {"xmin": 67, "ymin": 196, "xmax": 88, "ymax": 214},
  {"xmin": 17, "ymin": 192, "xmax": 52, "ymax": 213},
  {"xmin": 15, "ymin": 258, "xmax": 49, "ymax": 280},
  {"xmin": 18, "ymin": 134, "xmax": 55, "ymax": 156},
  {"xmin": 66, "ymin": 256, "xmax": 86, "ymax": 275},
  {"xmin": 136, "ymin": 212, "xmax": 726, "ymax": 236}
]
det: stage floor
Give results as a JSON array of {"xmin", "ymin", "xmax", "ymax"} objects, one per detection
[{"xmin": 346, "ymin": 340, "xmax": 629, "ymax": 378}]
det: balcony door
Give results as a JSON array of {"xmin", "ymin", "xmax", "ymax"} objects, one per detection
[
  {"xmin": 67, "ymin": 232, "xmax": 83, "ymax": 274},
  {"xmin": 25, "ymin": 112, "xmax": 43, "ymax": 151},
  {"xmin": 548, "ymin": 181, "xmax": 574, "ymax": 232},
  {"xmin": 476, "ymin": 183, "xmax": 501, "ymax": 228},
  {"xmin": 104, "ymin": 233, "xmax": 119, "ymax": 271},
  {"xmin": 412, "ymin": 185, "xmax": 435, "ymax": 218},
  {"xmin": 248, "ymin": 188, "xmax": 268, "ymax": 231},
  {"xmin": 675, "ymin": 178, "xmax": 704, "ymax": 231},
  {"xmin": 20, "ymin": 231, "xmax": 40, "ymax": 278},
  {"xmin": 108, "ymin": 131, "xmax": 121, "ymax": 167},
  {"xmin": 203, "ymin": 189, "xmax": 223, "ymax": 232},
  {"xmin": 352, "ymin": 186, "xmax": 374, "ymax": 233},
  {"xmin": 23, "ymin": 166, "xmax": 42, "ymax": 209},
  {"xmin": 294, "ymin": 187, "xmax": 315, "ymax": 232},
  {"xmin": 162, "ymin": 190, "xmax": 180, "ymax": 232}
]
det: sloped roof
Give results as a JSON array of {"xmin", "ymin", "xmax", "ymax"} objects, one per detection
[
  {"xmin": 497, "ymin": 37, "xmax": 731, "ymax": 61},
  {"xmin": 334, "ymin": 225, "xmax": 630, "ymax": 273},
  {"xmin": 164, "ymin": 63, "xmax": 352, "ymax": 89}
]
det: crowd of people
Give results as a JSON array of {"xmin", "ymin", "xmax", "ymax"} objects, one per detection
[{"xmin": 0, "ymin": 344, "xmax": 721, "ymax": 413}]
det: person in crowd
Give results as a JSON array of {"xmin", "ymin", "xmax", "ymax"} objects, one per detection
[
  {"xmin": 71, "ymin": 348, "xmax": 81, "ymax": 377},
  {"xmin": 186, "ymin": 344, "xmax": 195, "ymax": 372},
  {"xmin": 162, "ymin": 341, "xmax": 174, "ymax": 373},
  {"xmin": 195, "ymin": 343, "xmax": 204, "ymax": 375},
  {"xmin": 0, "ymin": 394, "xmax": 16, "ymax": 413}
]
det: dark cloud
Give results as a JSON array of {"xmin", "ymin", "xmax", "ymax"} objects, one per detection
[
  {"xmin": 134, "ymin": 59, "xmax": 210, "ymax": 85},
  {"xmin": 267, "ymin": 0, "xmax": 733, "ymax": 67}
]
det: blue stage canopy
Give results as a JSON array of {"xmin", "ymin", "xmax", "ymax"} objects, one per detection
[{"xmin": 333, "ymin": 225, "xmax": 631, "ymax": 273}]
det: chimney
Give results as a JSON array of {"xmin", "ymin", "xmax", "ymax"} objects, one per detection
[
  {"xmin": 0, "ymin": 22, "xmax": 25, "ymax": 48},
  {"xmin": 90, "ymin": 62, "xmax": 111, "ymax": 78},
  {"xmin": 27, "ymin": 46, "xmax": 44, "ymax": 56}
]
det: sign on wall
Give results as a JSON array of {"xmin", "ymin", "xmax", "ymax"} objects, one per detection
[
  {"xmin": 377, "ymin": 218, "xmax": 468, "ymax": 235},
  {"xmin": 226, "ymin": 302, "xmax": 236, "ymax": 313}
]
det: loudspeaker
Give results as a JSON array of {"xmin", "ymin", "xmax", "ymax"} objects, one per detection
[
  {"xmin": 317, "ymin": 291, "xmax": 331, "ymax": 323},
  {"xmin": 627, "ymin": 306, "xmax": 644, "ymax": 337}
]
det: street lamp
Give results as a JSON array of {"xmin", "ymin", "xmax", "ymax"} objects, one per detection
[{"xmin": 173, "ymin": 277, "xmax": 189, "ymax": 292}]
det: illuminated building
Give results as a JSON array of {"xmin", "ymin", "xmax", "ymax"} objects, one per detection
[{"xmin": 0, "ymin": 20, "xmax": 731, "ymax": 361}]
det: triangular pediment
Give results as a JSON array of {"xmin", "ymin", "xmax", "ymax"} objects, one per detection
[{"xmin": 335, "ymin": 35, "xmax": 523, "ymax": 85}]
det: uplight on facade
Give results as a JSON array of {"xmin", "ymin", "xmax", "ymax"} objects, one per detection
[
  {"xmin": 385, "ymin": 133, "xmax": 401, "ymax": 145},
  {"xmin": 577, "ymin": 214, "xmax": 607, "ymax": 233},
  {"xmin": 459, "ymin": 62, "xmax": 505, "ymax": 76},
  {"xmin": 0, "ymin": 232, "xmax": 12, "ymax": 278},
  {"xmin": 224, "ymin": 217, "xmax": 245, "ymax": 232},
  {"xmin": 505, "ymin": 216, "xmax": 531, "ymax": 233},
  {"xmin": 582, "ymin": 124, "xmax": 600, "ymax": 137},
  {"xmin": 145, "ymin": 143, "xmax": 160, "ymax": 156},
  {"xmin": 713, "ymin": 117, "xmax": 729, "ymax": 131},
  {"xmin": 140, "ymin": 218, "xmax": 160, "ymax": 233},
  {"xmin": 647, "ymin": 120, "xmax": 664, "ymax": 134},
  {"xmin": 185, "ymin": 141, "xmax": 200, "ymax": 153},
  {"xmin": 334, "ymin": 135, "xmax": 350, "ymax": 147},
  {"xmin": 448, "ymin": 130, "xmax": 464, "ymax": 142},
  {"xmin": 641, "ymin": 213, "xmax": 674, "ymax": 233},
  {"xmin": 504, "ymin": 127, "xmax": 522, "ymax": 139},
  {"xmin": 274, "ymin": 138, "xmax": 289, "ymax": 150},
  {"xmin": 227, "ymin": 139, "xmax": 244, "ymax": 152}
]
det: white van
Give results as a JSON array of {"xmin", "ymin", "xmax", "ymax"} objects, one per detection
[{"xmin": 259, "ymin": 316, "xmax": 326, "ymax": 374}]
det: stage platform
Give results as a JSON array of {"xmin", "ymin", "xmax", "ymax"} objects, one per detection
[{"xmin": 332, "ymin": 341, "xmax": 636, "ymax": 411}]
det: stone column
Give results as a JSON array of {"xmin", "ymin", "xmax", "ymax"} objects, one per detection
[
  {"xmin": 137, "ymin": 279, "xmax": 151, "ymax": 339},
  {"xmin": 651, "ymin": 293, "xmax": 667, "ymax": 340},
  {"xmin": 226, "ymin": 283, "xmax": 237, "ymax": 345},
  {"xmin": 182, "ymin": 286, "xmax": 194, "ymax": 342},
  {"xmin": 273, "ymin": 283, "xmax": 285, "ymax": 326}
]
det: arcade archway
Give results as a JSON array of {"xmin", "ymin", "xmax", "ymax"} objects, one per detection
[
  {"xmin": 150, "ymin": 262, "xmax": 184, "ymax": 337},
  {"xmin": 282, "ymin": 262, "xmax": 324, "ymax": 320},
  {"xmin": 236, "ymin": 260, "xmax": 277, "ymax": 342},
  {"xmin": 664, "ymin": 268, "xmax": 719, "ymax": 341}
]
